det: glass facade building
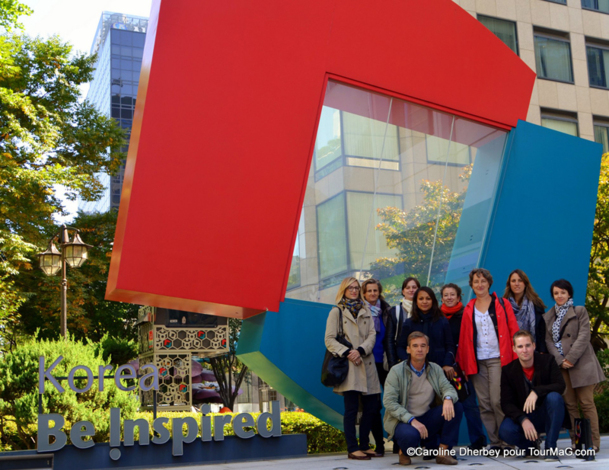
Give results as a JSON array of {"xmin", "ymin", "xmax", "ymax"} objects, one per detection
[
  {"xmin": 286, "ymin": 80, "xmax": 508, "ymax": 305},
  {"xmin": 79, "ymin": 12, "xmax": 148, "ymax": 213}
]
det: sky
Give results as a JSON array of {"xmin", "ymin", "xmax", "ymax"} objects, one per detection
[{"xmin": 19, "ymin": 0, "xmax": 153, "ymax": 221}]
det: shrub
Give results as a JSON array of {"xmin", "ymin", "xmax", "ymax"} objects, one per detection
[
  {"xmin": 0, "ymin": 336, "xmax": 138, "ymax": 450},
  {"xmin": 121, "ymin": 410, "xmax": 345, "ymax": 454},
  {"xmin": 92, "ymin": 333, "xmax": 138, "ymax": 366}
]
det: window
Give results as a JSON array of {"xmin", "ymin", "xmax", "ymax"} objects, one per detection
[
  {"xmin": 541, "ymin": 110, "xmax": 579, "ymax": 136},
  {"xmin": 342, "ymin": 111, "xmax": 400, "ymax": 168},
  {"xmin": 478, "ymin": 15, "xmax": 519, "ymax": 55},
  {"xmin": 426, "ymin": 135, "xmax": 471, "ymax": 165},
  {"xmin": 534, "ymin": 32, "xmax": 574, "ymax": 83},
  {"xmin": 317, "ymin": 193, "xmax": 348, "ymax": 279},
  {"xmin": 594, "ymin": 120, "xmax": 609, "ymax": 152},
  {"xmin": 587, "ymin": 42, "xmax": 609, "ymax": 88},
  {"xmin": 583, "ymin": 0, "xmax": 609, "ymax": 14},
  {"xmin": 546, "ymin": 0, "xmax": 566, "ymax": 4}
]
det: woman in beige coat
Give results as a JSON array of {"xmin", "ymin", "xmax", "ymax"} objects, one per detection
[
  {"xmin": 325, "ymin": 276, "xmax": 381, "ymax": 461},
  {"xmin": 544, "ymin": 279, "xmax": 605, "ymax": 451}
]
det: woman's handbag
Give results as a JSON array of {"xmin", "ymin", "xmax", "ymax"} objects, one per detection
[
  {"xmin": 574, "ymin": 418, "xmax": 595, "ymax": 460},
  {"xmin": 449, "ymin": 363, "xmax": 470, "ymax": 402},
  {"xmin": 321, "ymin": 309, "xmax": 353, "ymax": 387}
]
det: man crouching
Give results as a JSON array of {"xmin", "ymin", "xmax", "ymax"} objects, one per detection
[
  {"xmin": 384, "ymin": 331, "xmax": 463, "ymax": 465},
  {"xmin": 498, "ymin": 330, "xmax": 565, "ymax": 461}
]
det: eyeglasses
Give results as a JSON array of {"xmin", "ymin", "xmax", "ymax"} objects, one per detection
[{"xmin": 346, "ymin": 286, "xmax": 360, "ymax": 291}]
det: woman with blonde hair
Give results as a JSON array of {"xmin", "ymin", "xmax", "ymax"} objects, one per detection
[
  {"xmin": 503, "ymin": 269, "xmax": 547, "ymax": 352},
  {"xmin": 325, "ymin": 277, "xmax": 381, "ymax": 460}
]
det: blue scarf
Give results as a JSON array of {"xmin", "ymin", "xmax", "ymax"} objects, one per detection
[{"xmin": 365, "ymin": 300, "xmax": 382, "ymax": 332}]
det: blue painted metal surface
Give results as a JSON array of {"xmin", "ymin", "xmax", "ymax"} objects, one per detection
[
  {"xmin": 237, "ymin": 120, "xmax": 603, "ymax": 444},
  {"xmin": 238, "ymin": 299, "xmax": 344, "ymax": 429},
  {"xmin": 481, "ymin": 120, "xmax": 602, "ymax": 307}
]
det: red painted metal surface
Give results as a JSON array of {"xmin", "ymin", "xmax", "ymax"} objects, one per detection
[{"xmin": 107, "ymin": 0, "xmax": 535, "ymax": 318}]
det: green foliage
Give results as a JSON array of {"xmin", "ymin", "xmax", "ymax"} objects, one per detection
[
  {"xmin": 125, "ymin": 411, "xmax": 346, "ymax": 454},
  {"xmin": 0, "ymin": 0, "xmax": 32, "ymax": 31},
  {"xmin": 0, "ymin": 27, "xmax": 126, "ymax": 341},
  {"xmin": 0, "ymin": 336, "xmax": 138, "ymax": 450},
  {"xmin": 588, "ymin": 154, "xmax": 609, "ymax": 349},
  {"xmin": 595, "ymin": 389, "xmax": 609, "ymax": 433},
  {"xmin": 15, "ymin": 211, "xmax": 139, "ymax": 345},
  {"xmin": 371, "ymin": 165, "xmax": 472, "ymax": 302},
  {"xmin": 93, "ymin": 333, "xmax": 138, "ymax": 367}
]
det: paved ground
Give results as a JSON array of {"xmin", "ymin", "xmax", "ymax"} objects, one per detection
[{"xmin": 162, "ymin": 436, "xmax": 609, "ymax": 469}]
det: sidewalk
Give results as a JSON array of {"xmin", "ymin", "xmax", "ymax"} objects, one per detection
[{"xmin": 161, "ymin": 436, "xmax": 609, "ymax": 469}]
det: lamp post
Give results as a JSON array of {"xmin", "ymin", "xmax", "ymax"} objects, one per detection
[{"xmin": 38, "ymin": 225, "xmax": 92, "ymax": 339}]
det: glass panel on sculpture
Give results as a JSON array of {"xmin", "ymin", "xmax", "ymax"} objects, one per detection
[
  {"xmin": 317, "ymin": 193, "xmax": 347, "ymax": 280},
  {"xmin": 314, "ymin": 106, "xmax": 341, "ymax": 171},
  {"xmin": 287, "ymin": 233, "xmax": 301, "ymax": 289},
  {"xmin": 535, "ymin": 36, "xmax": 574, "ymax": 83},
  {"xmin": 343, "ymin": 112, "xmax": 399, "ymax": 162},
  {"xmin": 541, "ymin": 117, "xmax": 578, "ymax": 136},
  {"xmin": 286, "ymin": 80, "xmax": 507, "ymax": 304},
  {"xmin": 478, "ymin": 15, "xmax": 518, "ymax": 54},
  {"xmin": 426, "ymin": 135, "xmax": 471, "ymax": 165}
]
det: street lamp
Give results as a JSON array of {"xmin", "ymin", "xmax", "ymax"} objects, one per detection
[{"xmin": 38, "ymin": 225, "xmax": 92, "ymax": 339}]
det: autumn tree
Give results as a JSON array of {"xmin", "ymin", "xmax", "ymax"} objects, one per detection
[
  {"xmin": 11, "ymin": 211, "xmax": 138, "ymax": 348},
  {"xmin": 588, "ymin": 153, "xmax": 609, "ymax": 350},
  {"xmin": 370, "ymin": 165, "xmax": 471, "ymax": 303},
  {"xmin": 0, "ymin": 2, "xmax": 125, "ymax": 342}
]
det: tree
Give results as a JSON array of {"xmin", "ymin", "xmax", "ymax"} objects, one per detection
[
  {"xmin": 11, "ymin": 211, "xmax": 138, "ymax": 348},
  {"xmin": 1, "ymin": 3, "xmax": 125, "ymax": 337},
  {"xmin": 208, "ymin": 318, "xmax": 248, "ymax": 410},
  {"xmin": 587, "ymin": 153, "xmax": 609, "ymax": 350},
  {"xmin": 0, "ymin": 0, "xmax": 31, "ymax": 32},
  {"xmin": 370, "ymin": 165, "xmax": 471, "ymax": 303}
]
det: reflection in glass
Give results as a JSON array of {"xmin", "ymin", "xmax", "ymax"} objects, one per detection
[{"xmin": 287, "ymin": 80, "xmax": 507, "ymax": 304}]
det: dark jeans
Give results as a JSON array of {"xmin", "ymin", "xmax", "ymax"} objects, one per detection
[
  {"xmin": 394, "ymin": 402, "xmax": 463, "ymax": 452},
  {"xmin": 344, "ymin": 391, "xmax": 379, "ymax": 453},
  {"xmin": 463, "ymin": 381, "xmax": 487, "ymax": 446},
  {"xmin": 498, "ymin": 392, "xmax": 565, "ymax": 450},
  {"xmin": 370, "ymin": 363, "xmax": 389, "ymax": 452}
]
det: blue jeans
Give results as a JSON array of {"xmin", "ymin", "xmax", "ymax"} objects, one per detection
[
  {"xmin": 498, "ymin": 392, "xmax": 565, "ymax": 450},
  {"xmin": 344, "ymin": 391, "xmax": 378, "ymax": 453},
  {"xmin": 394, "ymin": 402, "xmax": 463, "ymax": 451},
  {"xmin": 463, "ymin": 381, "xmax": 487, "ymax": 445}
]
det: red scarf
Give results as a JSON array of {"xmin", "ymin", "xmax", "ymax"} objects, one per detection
[{"xmin": 441, "ymin": 302, "xmax": 463, "ymax": 319}]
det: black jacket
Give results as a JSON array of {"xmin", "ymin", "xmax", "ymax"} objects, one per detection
[
  {"xmin": 446, "ymin": 306, "xmax": 465, "ymax": 349},
  {"xmin": 534, "ymin": 304, "xmax": 548, "ymax": 353},
  {"xmin": 380, "ymin": 299, "xmax": 397, "ymax": 369},
  {"xmin": 500, "ymin": 352, "xmax": 565, "ymax": 424}
]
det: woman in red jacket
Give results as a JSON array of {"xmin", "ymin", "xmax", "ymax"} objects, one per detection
[{"xmin": 456, "ymin": 268, "xmax": 519, "ymax": 451}]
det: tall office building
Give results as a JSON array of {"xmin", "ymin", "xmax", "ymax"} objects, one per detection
[
  {"xmin": 79, "ymin": 12, "xmax": 148, "ymax": 213},
  {"xmin": 455, "ymin": 0, "xmax": 609, "ymax": 148}
]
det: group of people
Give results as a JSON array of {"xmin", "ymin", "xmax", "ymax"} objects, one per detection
[{"xmin": 324, "ymin": 268, "xmax": 605, "ymax": 465}]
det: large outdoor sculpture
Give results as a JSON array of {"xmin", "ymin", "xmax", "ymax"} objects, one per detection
[{"xmin": 107, "ymin": 0, "xmax": 602, "ymax": 429}]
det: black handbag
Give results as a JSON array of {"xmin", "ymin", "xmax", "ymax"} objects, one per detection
[
  {"xmin": 574, "ymin": 418, "xmax": 595, "ymax": 460},
  {"xmin": 449, "ymin": 363, "xmax": 470, "ymax": 402},
  {"xmin": 321, "ymin": 308, "xmax": 353, "ymax": 387}
]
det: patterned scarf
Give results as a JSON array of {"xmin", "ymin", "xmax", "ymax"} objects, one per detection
[
  {"xmin": 340, "ymin": 298, "xmax": 364, "ymax": 319},
  {"xmin": 508, "ymin": 296, "xmax": 536, "ymax": 335},
  {"xmin": 401, "ymin": 298, "xmax": 413, "ymax": 319},
  {"xmin": 365, "ymin": 300, "xmax": 382, "ymax": 332},
  {"xmin": 552, "ymin": 298, "xmax": 573, "ymax": 356}
]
